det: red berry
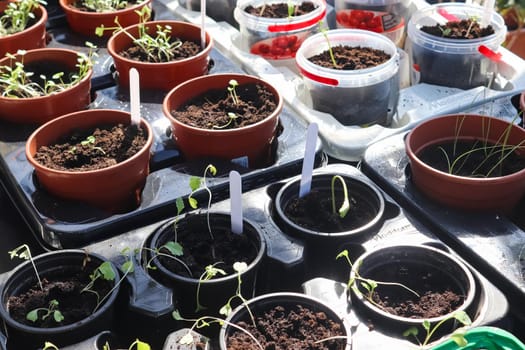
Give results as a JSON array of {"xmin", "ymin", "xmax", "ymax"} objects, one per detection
[
  {"xmin": 270, "ymin": 46, "xmax": 284, "ymax": 56},
  {"xmin": 259, "ymin": 43, "xmax": 270, "ymax": 54},
  {"xmin": 287, "ymin": 35, "xmax": 298, "ymax": 46}
]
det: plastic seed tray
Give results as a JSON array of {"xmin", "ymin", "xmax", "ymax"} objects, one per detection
[{"xmin": 0, "ymin": 0, "xmax": 325, "ymax": 250}]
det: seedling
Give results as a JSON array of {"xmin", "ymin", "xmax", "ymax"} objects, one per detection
[
  {"xmin": 142, "ymin": 240, "xmax": 192, "ymax": 277},
  {"xmin": 403, "ymin": 311, "xmax": 472, "ymax": 348},
  {"xmin": 227, "ymin": 79, "xmax": 239, "ymax": 105},
  {"xmin": 79, "ymin": 0, "xmax": 131, "ymax": 12},
  {"xmin": 331, "ymin": 175, "xmax": 350, "ymax": 218},
  {"xmin": 187, "ymin": 164, "xmax": 217, "ymax": 240},
  {"xmin": 213, "ymin": 112, "xmax": 239, "ymax": 129},
  {"xmin": 42, "ymin": 342, "xmax": 59, "ymax": 350},
  {"xmin": 102, "ymin": 339, "xmax": 151, "ymax": 350},
  {"xmin": 8, "ymin": 244, "xmax": 42, "ymax": 290},
  {"xmin": 336, "ymin": 249, "xmax": 420, "ymax": 311},
  {"xmin": 26, "ymin": 299, "xmax": 64, "ymax": 323},
  {"xmin": 0, "ymin": 0, "xmax": 46, "ymax": 36},
  {"xmin": 287, "ymin": 0, "xmax": 295, "ymax": 18},
  {"xmin": 95, "ymin": 7, "xmax": 183, "ymax": 63},
  {"xmin": 319, "ymin": 22, "xmax": 337, "ymax": 68},
  {"xmin": 70, "ymin": 134, "xmax": 106, "ymax": 155},
  {"xmin": 195, "ymin": 262, "xmax": 227, "ymax": 312}
]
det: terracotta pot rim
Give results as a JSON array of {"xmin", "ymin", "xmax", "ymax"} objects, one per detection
[
  {"xmin": 0, "ymin": 48, "xmax": 93, "ymax": 102},
  {"xmin": 107, "ymin": 20, "xmax": 213, "ymax": 67},
  {"xmin": 58, "ymin": 0, "xmax": 150, "ymax": 17},
  {"xmin": 164, "ymin": 73, "xmax": 283, "ymax": 134},
  {"xmin": 26, "ymin": 109, "xmax": 153, "ymax": 175},
  {"xmin": 0, "ymin": 4, "xmax": 47, "ymax": 39},
  {"xmin": 406, "ymin": 113, "xmax": 525, "ymax": 183}
]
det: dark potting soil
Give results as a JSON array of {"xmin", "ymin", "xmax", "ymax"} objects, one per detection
[
  {"xmin": 157, "ymin": 224, "xmax": 259, "ymax": 278},
  {"xmin": 119, "ymin": 39, "xmax": 202, "ymax": 63},
  {"xmin": 171, "ymin": 83, "xmax": 277, "ymax": 130},
  {"xmin": 34, "ymin": 124, "xmax": 147, "ymax": 172},
  {"xmin": 308, "ymin": 46, "xmax": 391, "ymax": 70},
  {"xmin": 227, "ymin": 305, "xmax": 347, "ymax": 350},
  {"xmin": 418, "ymin": 140, "xmax": 525, "ymax": 177},
  {"xmin": 372, "ymin": 289, "xmax": 464, "ymax": 319},
  {"xmin": 7, "ymin": 261, "xmax": 114, "ymax": 328},
  {"xmin": 420, "ymin": 19, "xmax": 495, "ymax": 39},
  {"xmin": 244, "ymin": 1, "xmax": 317, "ymax": 18},
  {"xmin": 283, "ymin": 189, "xmax": 376, "ymax": 232}
]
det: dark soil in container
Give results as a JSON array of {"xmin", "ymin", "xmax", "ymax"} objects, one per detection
[
  {"xmin": 33, "ymin": 124, "xmax": 147, "ymax": 171},
  {"xmin": 244, "ymin": 1, "xmax": 317, "ymax": 18},
  {"xmin": 227, "ymin": 304, "xmax": 347, "ymax": 349},
  {"xmin": 170, "ymin": 83, "xmax": 277, "ymax": 130},
  {"xmin": 418, "ymin": 140, "xmax": 525, "ymax": 177},
  {"xmin": 308, "ymin": 46, "xmax": 391, "ymax": 70},
  {"xmin": 420, "ymin": 19, "xmax": 495, "ymax": 39},
  {"xmin": 283, "ymin": 189, "xmax": 376, "ymax": 232},
  {"xmin": 119, "ymin": 39, "xmax": 202, "ymax": 63},
  {"xmin": 7, "ymin": 261, "xmax": 113, "ymax": 328}
]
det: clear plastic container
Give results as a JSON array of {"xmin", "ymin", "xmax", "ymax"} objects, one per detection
[
  {"xmin": 405, "ymin": 2, "xmax": 507, "ymax": 89},
  {"xmin": 234, "ymin": 0, "xmax": 327, "ymax": 63},
  {"xmin": 295, "ymin": 28, "xmax": 400, "ymax": 126}
]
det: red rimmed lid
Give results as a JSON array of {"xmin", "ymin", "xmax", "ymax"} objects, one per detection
[
  {"xmin": 298, "ymin": 65, "xmax": 339, "ymax": 86},
  {"xmin": 267, "ymin": 7, "xmax": 326, "ymax": 32}
]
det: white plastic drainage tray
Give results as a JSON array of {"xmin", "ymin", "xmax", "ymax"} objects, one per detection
[{"xmin": 159, "ymin": 0, "xmax": 525, "ymax": 161}]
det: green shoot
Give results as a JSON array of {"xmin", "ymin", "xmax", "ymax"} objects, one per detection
[
  {"xmin": 79, "ymin": 135, "xmax": 106, "ymax": 155},
  {"xmin": 287, "ymin": 1, "xmax": 295, "ymax": 18},
  {"xmin": 195, "ymin": 263, "xmax": 227, "ymax": 312},
  {"xmin": 187, "ymin": 164, "xmax": 217, "ymax": 240},
  {"xmin": 42, "ymin": 342, "xmax": 60, "ymax": 350},
  {"xmin": 78, "ymin": 0, "xmax": 131, "ymax": 12},
  {"xmin": 218, "ymin": 262, "xmax": 256, "ymax": 326},
  {"xmin": 142, "ymin": 240, "xmax": 193, "ymax": 277},
  {"xmin": 26, "ymin": 299, "xmax": 64, "ymax": 323},
  {"xmin": 331, "ymin": 175, "xmax": 350, "ymax": 218},
  {"xmin": 174, "ymin": 196, "xmax": 185, "ymax": 242},
  {"xmin": 319, "ymin": 22, "xmax": 337, "ymax": 68},
  {"xmin": 0, "ymin": 0, "xmax": 46, "ymax": 36},
  {"xmin": 227, "ymin": 79, "xmax": 239, "ymax": 105},
  {"xmin": 8, "ymin": 244, "xmax": 43, "ymax": 291},
  {"xmin": 213, "ymin": 112, "xmax": 239, "ymax": 129},
  {"xmin": 102, "ymin": 338, "xmax": 151, "ymax": 350}
]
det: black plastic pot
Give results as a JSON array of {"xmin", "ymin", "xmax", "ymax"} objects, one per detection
[
  {"xmin": 147, "ymin": 212, "xmax": 266, "ymax": 320},
  {"xmin": 219, "ymin": 292, "xmax": 351, "ymax": 349},
  {"xmin": 0, "ymin": 250, "xmax": 121, "ymax": 349},
  {"xmin": 349, "ymin": 245, "xmax": 477, "ymax": 339}
]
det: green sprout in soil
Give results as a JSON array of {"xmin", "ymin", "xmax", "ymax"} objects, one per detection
[
  {"xmin": 80, "ymin": 0, "xmax": 130, "ymax": 12},
  {"xmin": 319, "ymin": 21, "xmax": 337, "ymax": 68},
  {"xmin": 188, "ymin": 164, "xmax": 217, "ymax": 240},
  {"xmin": 70, "ymin": 134, "xmax": 106, "ymax": 155},
  {"xmin": 287, "ymin": 0, "xmax": 295, "ymax": 18},
  {"xmin": 26, "ymin": 299, "xmax": 64, "ymax": 323},
  {"xmin": 331, "ymin": 175, "xmax": 350, "ymax": 218},
  {"xmin": 8, "ymin": 244, "xmax": 43, "ymax": 290},
  {"xmin": 227, "ymin": 79, "xmax": 239, "ymax": 105},
  {"xmin": 194, "ymin": 262, "xmax": 227, "ymax": 312},
  {"xmin": 213, "ymin": 112, "xmax": 239, "ymax": 129},
  {"xmin": 0, "ymin": 0, "xmax": 47, "ymax": 37}
]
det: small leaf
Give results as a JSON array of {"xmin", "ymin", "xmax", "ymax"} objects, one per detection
[
  {"xmin": 338, "ymin": 198, "xmax": 350, "ymax": 218},
  {"xmin": 122, "ymin": 259, "xmax": 134, "ymax": 273},
  {"xmin": 179, "ymin": 332, "xmax": 194, "ymax": 345},
  {"xmin": 219, "ymin": 303, "xmax": 232, "ymax": 316},
  {"xmin": 360, "ymin": 281, "xmax": 371, "ymax": 293},
  {"xmin": 172, "ymin": 310, "xmax": 183, "ymax": 320},
  {"xmin": 53, "ymin": 310, "xmax": 64, "ymax": 322},
  {"xmin": 188, "ymin": 197, "xmax": 198, "ymax": 209},
  {"xmin": 422, "ymin": 320, "xmax": 431, "ymax": 331},
  {"xmin": 453, "ymin": 311, "xmax": 472, "ymax": 326},
  {"xmin": 450, "ymin": 332, "xmax": 468, "ymax": 347},
  {"xmin": 26, "ymin": 309, "xmax": 39, "ymax": 322},
  {"xmin": 402, "ymin": 327, "xmax": 419, "ymax": 338},
  {"xmin": 97, "ymin": 261, "xmax": 116, "ymax": 281},
  {"xmin": 132, "ymin": 339, "xmax": 151, "ymax": 350},
  {"xmin": 207, "ymin": 164, "xmax": 217, "ymax": 176},
  {"xmin": 189, "ymin": 176, "xmax": 202, "ymax": 191},
  {"xmin": 233, "ymin": 261, "xmax": 247, "ymax": 273},
  {"xmin": 163, "ymin": 241, "xmax": 183, "ymax": 256},
  {"xmin": 175, "ymin": 197, "xmax": 184, "ymax": 215},
  {"xmin": 336, "ymin": 250, "xmax": 349, "ymax": 260}
]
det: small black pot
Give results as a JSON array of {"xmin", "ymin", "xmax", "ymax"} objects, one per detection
[
  {"xmin": 349, "ymin": 245, "xmax": 477, "ymax": 339},
  {"xmin": 147, "ymin": 212, "xmax": 266, "ymax": 320},
  {"xmin": 219, "ymin": 292, "xmax": 351, "ymax": 350},
  {"xmin": 0, "ymin": 250, "xmax": 121, "ymax": 349}
]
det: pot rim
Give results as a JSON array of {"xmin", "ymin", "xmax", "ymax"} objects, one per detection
[
  {"xmin": 405, "ymin": 113, "xmax": 525, "ymax": 183},
  {"xmin": 163, "ymin": 73, "xmax": 283, "ymax": 134},
  {"xmin": 0, "ymin": 48, "xmax": 92, "ymax": 102},
  {"xmin": 106, "ymin": 20, "xmax": 213, "ymax": 67},
  {"xmin": 25, "ymin": 109, "xmax": 154, "ymax": 175}
]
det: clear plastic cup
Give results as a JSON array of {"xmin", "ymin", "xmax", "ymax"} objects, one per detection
[
  {"xmin": 405, "ymin": 2, "xmax": 506, "ymax": 89},
  {"xmin": 295, "ymin": 28, "xmax": 400, "ymax": 126}
]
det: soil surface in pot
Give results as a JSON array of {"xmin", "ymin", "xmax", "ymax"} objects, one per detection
[
  {"xmin": 283, "ymin": 189, "xmax": 376, "ymax": 232},
  {"xmin": 170, "ymin": 83, "xmax": 278, "ymax": 130},
  {"xmin": 156, "ymin": 223, "xmax": 259, "ymax": 278},
  {"xmin": 308, "ymin": 46, "xmax": 391, "ymax": 70},
  {"xmin": 244, "ymin": 1, "xmax": 317, "ymax": 18},
  {"xmin": 227, "ymin": 304, "xmax": 347, "ymax": 349},
  {"xmin": 420, "ymin": 19, "xmax": 495, "ymax": 39},
  {"xmin": 7, "ymin": 260, "xmax": 114, "ymax": 328},
  {"xmin": 119, "ymin": 37, "xmax": 202, "ymax": 63},
  {"xmin": 418, "ymin": 140, "xmax": 525, "ymax": 177},
  {"xmin": 33, "ymin": 123, "xmax": 147, "ymax": 171}
]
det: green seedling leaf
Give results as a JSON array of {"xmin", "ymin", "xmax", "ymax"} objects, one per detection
[
  {"xmin": 207, "ymin": 164, "xmax": 217, "ymax": 176},
  {"xmin": 188, "ymin": 197, "xmax": 198, "ymax": 209},
  {"xmin": 422, "ymin": 319, "xmax": 431, "ymax": 331},
  {"xmin": 219, "ymin": 303, "xmax": 232, "ymax": 316},
  {"xmin": 175, "ymin": 197, "xmax": 184, "ymax": 214},
  {"xmin": 336, "ymin": 249, "xmax": 349, "ymax": 260},
  {"xmin": 121, "ymin": 259, "xmax": 134, "ymax": 273},
  {"xmin": 172, "ymin": 310, "xmax": 183, "ymax": 320},
  {"xmin": 179, "ymin": 332, "xmax": 194, "ymax": 345},
  {"xmin": 163, "ymin": 241, "xmax": 183, "ymax": 256},
  {"xmin": 233, "ymin": 261, "xmax": 248, "ymax": 273},
  {"xmin": 97, "ymin": 261, "xmax": 116, "ymax": 281},
  {"xmin": 26, "ymin": 309, "xmax": 39, "ymax": 322},
  {"xmin": 402, "ymin": 327, "xmax": 419, "ymax": 338},
  {"xmin": 43, "ymin": 342, "xmax": 60, "ymax": 350},
  {"xmin": 189, "ymin": 176, "xmax": 202, "ymax": 191},
  {"xmin": 450, "ymin": 331, "xmax": 468, "ymax": 347},
  {"xmin": 53, "ymin": 310, "xmax": 64, "ymax": 322},
  {"xmin": 130, "ymin": 339, "xmax": 151, "ymax": 350},
  {"xmin": 453, "ymin": 311, "xmax": 472, "ymax": 326}
]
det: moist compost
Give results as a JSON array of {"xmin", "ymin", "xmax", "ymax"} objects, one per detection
[
  {"xmin": 119, "ymin": 38, "xmax": 202, "ymax": 63},
  {"xmin": 283, "ymin": 189, "xmax": 376, "ymax": 232},
  {"xmin": 171, "ymin": 83, "xmax": 277, "ymax": 130},
  {"xmin": 420, "ymin": 19, "xmax": 495, "ymax": 39},
  {"xmin": 7, "ymin": 261, "xmax": 114, "ymax": 328},
  {"xmin": 34, "ymin": 124, "xmax": 147, "ymax": 171},
  {"xmin": 308, "ymin": 46, "xmax": 391, "ymax": 70},
  {"xmin": 244, "ymin": 1, "xmax": 317, "ymax": 18},
  {"xmin": 418, "ymin": 140, "xmax": 525, "ymax": 177},
  {"xmin": 226, "ymin": 304, "xmax": 347, "ymax": 350}
]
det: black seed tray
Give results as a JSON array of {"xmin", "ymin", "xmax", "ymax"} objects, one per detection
[{"xmin": 0, "ymin": 0, "xmax": 324, "ymax": 250}]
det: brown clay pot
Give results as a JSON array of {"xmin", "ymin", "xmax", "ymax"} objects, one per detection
[
  {"xmin": 106, "ymin": 20, "xmax": 212, "ymax": 90},
  {"xmin": 59, "ymin": 0, "xmax": 152, "ymax": 37},
  {"xmin": 0, "ymin": 48, "xmax": 92, "ymax": 124},
  {"xmin": 163, "ymin": 73, "xmax": 283, "ymax": 168},
  {"xmin": 25, "ymin": 109, "xmax": 154, "ymax": 213},
  {"xmin": 505, "ymin": 27, "xmax": 525, "ymax": 59},
  {"xmin": 0, "ymin": 3, "xmax": 47, "ymax": 57},
  {"xmin": 405, "ymin": 114, "xmax": 525, "ymax": 212},
  {"xmin": 520, "ymin": 90, "xmax": 525, "ymax": 116}
]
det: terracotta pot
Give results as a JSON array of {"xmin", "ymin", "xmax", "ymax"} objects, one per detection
[
  {"xmin": 25, "ymin": 109, "xmax": 153, "ymax": 213},
  {"xmin": 405, "ymin": 114, "xmax": 525, "ymax": 212},
  {"xmin": 505, "ymin": 27, "xmax": 525, "ymax": 59},
  {"xmin": 0, "ymin": 250, "xmax": 121, "ymax": 348},
  {"xmin": 106, "ymin": 20, "xmax": 212, "ymax": 90},
  {"xmin": 163, "ymin": 73, "xmax": 283, "ymax": 168},
  {"xmin": 0, "ymin": 48, "xmax": 92, "ymax": 124},
  {"xmin": 521, "ymin": 90, "xmax": 525, "ymax": 116},
  {"xmin": 0, "ymin": 3, "xmax": 47, "ymax": 57},
  {"xmin": 59, "ymin": 0, "xmax": 152, "ymax": 37}
]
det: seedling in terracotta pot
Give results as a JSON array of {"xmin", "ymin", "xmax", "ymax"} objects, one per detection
[
  {"xmin": 26, "ymin": 299, "xmax": 64, "ymax": 323},
  {"xmin": 227, "ymin": 79, "xmax": 239, "ymax": 105},
  {"xmin": 8, "ymin": 244, "xmax": 42, "ymax": 290},
  {"xmin": 79, "ymin": 0, "xmax": 134, "ymax": 12},
  {"xmin": 0, "ymin": 0, "xmax": 46, "ymax": 36}
]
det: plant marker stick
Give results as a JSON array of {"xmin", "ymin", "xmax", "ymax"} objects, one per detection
[
  {"xmin": 230, "ymin": 170, "xmax": 243, "ymax": 234},
  {"xmin": 129, "ymin": 68, "xmax": 141, "ymax": 126},
  {"xmin": 299, "ymin": 122, "xmax": 318, "ymax": 198},
  {"xmin": 481, "ymin": 0, "xmax": 495, "ymax": 28},
  {"xmin": 200, "ymin": 0, "xmax": 206, "ymax": 50}
]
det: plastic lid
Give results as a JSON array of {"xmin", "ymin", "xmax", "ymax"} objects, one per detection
[{"xmin": 430, "ymin": 327, "xmax": 525, "ymax": 350}]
